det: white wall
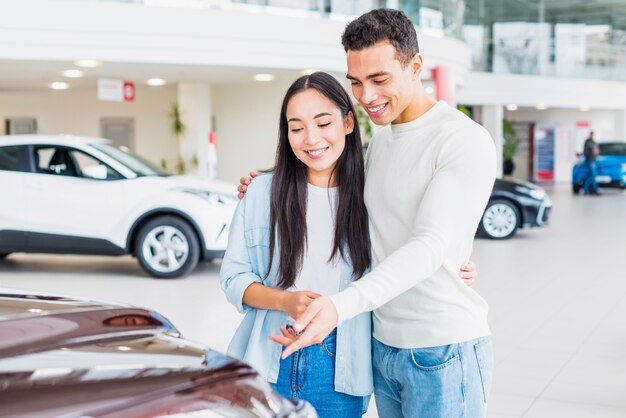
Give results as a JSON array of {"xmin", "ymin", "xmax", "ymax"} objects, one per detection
[
  {"xmin": 212, "ymin": 81, "xmax": 292, "ymax": 183},
  {"xmin": 0, "ymin": 85, "xmax": 179, "ymax": 167}
]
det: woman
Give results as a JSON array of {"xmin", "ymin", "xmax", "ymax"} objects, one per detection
[{"xmin": 220, "ymin": 72, "xmax": 476, "ymax": 417}]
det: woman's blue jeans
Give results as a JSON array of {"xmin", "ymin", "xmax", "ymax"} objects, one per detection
[{"xmin": 273, "ymin": 330, "xmax": 366, "ymax": 418}]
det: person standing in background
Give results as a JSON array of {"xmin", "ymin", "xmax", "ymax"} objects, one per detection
[{"xmin": 583, "ymin": 131, "xmax": 600, "ymax": 196}]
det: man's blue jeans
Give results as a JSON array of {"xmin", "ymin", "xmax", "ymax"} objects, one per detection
[
  {"xmin": 373, "ymin": 336, "xmax": 493, "ymax": 418},
  {"xmin": 583, "ymin": 161, "xmax": 599, "ymax": 195},
  {"xmin": 273, "ymin": 330, "xmax": 367, "ymax": 418}
]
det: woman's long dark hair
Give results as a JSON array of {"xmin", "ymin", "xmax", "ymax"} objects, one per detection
[{"xmin": 268, "ymin": 72, "xmax": 370, "ymax": 289}]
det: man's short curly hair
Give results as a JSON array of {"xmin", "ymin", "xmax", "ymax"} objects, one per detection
[{"xmin": 341, "ymin": 8, "xmax": 419, "ymax": 67}]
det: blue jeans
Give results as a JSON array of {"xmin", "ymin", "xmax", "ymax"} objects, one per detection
[
  {"xmin": 583, "ymin": 161, "xmax": 599, "ymax": 194},
  {"xmin": 273, "ymin": 330, "xmax": 366, "ymax": 418},
  {"xmin": 373, "ymin": 336, "xmax": 493, "ymax": 418}
]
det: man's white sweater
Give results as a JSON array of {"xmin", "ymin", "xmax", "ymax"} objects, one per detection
[{"xmin": 330, "ymin": 101, "xmax": 497, "ymax": 349}]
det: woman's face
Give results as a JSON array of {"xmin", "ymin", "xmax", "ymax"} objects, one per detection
[{"xmin": 286, "ymin": 89, "xmax": 354, "ymax": 185}]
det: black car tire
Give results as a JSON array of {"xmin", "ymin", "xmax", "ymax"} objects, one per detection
[
  {"xmin": 573, "ymin": 183, "xmax": 582, "ymax": 194},
  {"xmin": 0, "ymin": 253, "xmax": 10, "ymax": 259},
  {"xmin": 135, "ymin": 216, "xmax": 200, "ymax": 279},
  {"xmin": 479, "ymin": 199, "xmax": 520, "ymax": 240}
]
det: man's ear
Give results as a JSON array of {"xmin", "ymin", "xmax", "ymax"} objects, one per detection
[
  {"xmin": 411, "ymin": 53, "xmax": 424, "ymax": 79},
  {"xmin": 345, "ymin": 111, "xmax": 355, "ymax": 135}
]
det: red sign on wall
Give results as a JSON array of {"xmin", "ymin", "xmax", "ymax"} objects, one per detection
[
  {"xmin": 123, "ymin": 82, "xmax": 135, "ymax": 102},
  {"xmin": 98, "ymin": 78, "xmax": 135, "ymax": 102}
]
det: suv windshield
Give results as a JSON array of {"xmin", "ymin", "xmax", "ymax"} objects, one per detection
[
  {"xmin": 599, "ymin": 143, "xmax": 626, "ymax": 156},
  {"xmin": 92, "ymin": 144, "xmax": 170, "ymax": 177}
]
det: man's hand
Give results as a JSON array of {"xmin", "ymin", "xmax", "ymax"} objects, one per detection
[
  {"xmin": 459, "ymin": 260, "xmax": 477, "ymax": 287},
  {"xmin": 270, "ymin": 296, "xmax": 338, "ymax": 359},
  {"xmin": 280, "ymin": 290, "xmax": 321, "ymax": 319},
  {"xmin": 237, "ymin": 171, "xmax": 258, "ymax": 200}
]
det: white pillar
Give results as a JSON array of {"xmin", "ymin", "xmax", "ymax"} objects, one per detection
[
  {"xmin": 177, "ymin": 83, "xmax": 212, "ymax": 177},
  {"xmin": 614, "ymin": 109, "xmax": 626, "ymax": 141},
  {"xmin": 482, "ymin": 105, "xmax": 504, "ymax": 178}
]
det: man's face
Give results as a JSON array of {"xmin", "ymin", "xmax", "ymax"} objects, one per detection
[{"xmin": 346, "ymin": 42, "xmax": 418, "ymax": 125}]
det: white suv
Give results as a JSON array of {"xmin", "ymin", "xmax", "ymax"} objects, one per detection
[{"xmin": 0, "ymin": 135, "xmax": 237, "ymax": 278}]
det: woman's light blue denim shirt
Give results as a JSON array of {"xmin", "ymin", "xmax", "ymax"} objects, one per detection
[{"xmin": 220, "ymin": 173, "xmax": 373, "ymax": 397}]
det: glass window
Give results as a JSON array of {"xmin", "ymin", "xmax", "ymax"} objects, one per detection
[
  {"xmin": 34, "ymin": 147, "xmax": 76, "ymax": 177},
  {"xmin": 70, "ymin": 149, "xmax": 123, "ymax": 180},
  {"xmin": 91, "ymin": 144, "xmax": 169, "ymax": 177},
  {"xmin": 0, "ymin": 146, "xmax": 22, "ymax": 172},
  {"xmin": 599, "ymin": 143, "xmax": 626, "ymax": 156}
]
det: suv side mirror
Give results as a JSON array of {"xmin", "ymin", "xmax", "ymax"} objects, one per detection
[{"xmin": 83, "ymin": 164, "xmax": 108, "ymax": 180}]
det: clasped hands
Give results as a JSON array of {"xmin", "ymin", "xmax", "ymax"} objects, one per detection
[{"xmin": 270, "ymin": 295, "xmax": 339, "ymax": 360}]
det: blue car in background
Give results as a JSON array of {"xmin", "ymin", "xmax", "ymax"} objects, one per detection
[{"xmin": 572, "ymin": 142, "xmax": 626, "ymax": 194}]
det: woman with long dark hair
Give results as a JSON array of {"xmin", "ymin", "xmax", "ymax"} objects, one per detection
[{"xmin": 221, "ymin": 72, "xmax": 372, "ymax": 416}]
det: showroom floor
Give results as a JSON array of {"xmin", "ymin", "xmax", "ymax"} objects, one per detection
[{"xmin": 1, "ymin": 184, "xmax": 625, "ymax": 418}]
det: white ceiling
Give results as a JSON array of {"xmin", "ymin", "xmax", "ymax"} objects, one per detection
[{"xmin": 0, "ymin": 59, "xmax": 330, "ymax": 92}]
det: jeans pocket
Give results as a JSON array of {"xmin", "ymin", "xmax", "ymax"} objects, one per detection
[
  {"xmin": 409, "ymin": 344, "xmax": 460, "ymax": 371},
  {"xmin": 319, "ymin": 334, "xmax": 336, "ymax": 357},
  {"xmin": 474, "ymin": 338, "xmax": 494, "ymax": 403}
]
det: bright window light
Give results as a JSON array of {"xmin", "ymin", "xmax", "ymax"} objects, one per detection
[
  {"xmin": 50, "ymin": 82, "xmax": 70, "ymax": 90},
  {"xmin": 74, "ymin": 59, "xmax": 102, "ymax": 68},
  {"xmin": 147, "ymin": 78, "xmax": 167, "ymax": 86},
  {"xmin": 62, "ymin": 69, "xmax": 84, "ymax": 78},
  {"xmin": 253, "ymin": 73, "xmax": 275, "ymax": 82}
]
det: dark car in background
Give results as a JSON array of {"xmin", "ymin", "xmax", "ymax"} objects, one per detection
[
  {"xmin": 0, "ymin": 289, "xmax": 315, "ymax": 418},
  {"xmin": 478, "ymin": 178, "xmax": 552, "ymax": 239},
  {"xmin": 572, "ymin": 142, "xmax": 626, "ymax": 194}
]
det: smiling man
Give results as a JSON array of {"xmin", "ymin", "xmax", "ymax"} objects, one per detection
[{"xmin": 277, "ymin": 9, "xmax": 497, "ymax": 418}]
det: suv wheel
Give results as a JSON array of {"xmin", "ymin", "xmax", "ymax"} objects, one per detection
[
  {"xmin": 135, "ymin": 216, "xmax": 200, "ymax": 279},
  {"xmin": 479, "ymin": 200, "xmax": 520, "ymax": 239}
]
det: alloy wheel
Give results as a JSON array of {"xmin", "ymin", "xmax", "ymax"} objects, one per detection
[
  {"xmin": 482, "ymin": 203, "xmax": 518, "ymax": 239},
  {"xmin": 141, "ymin": 225, "xmax": 190, "ymax": 273}
]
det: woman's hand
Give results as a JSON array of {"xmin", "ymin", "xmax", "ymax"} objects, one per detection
[
  {"xmin": 459, "ymin": 260, "xmax": 478, "ymax": 287},
  {"xmin": 270, "ymin": 326, "xmax": 299, "ymax": 346},
  {"xmin": 280, "ymin": 290, "xmax": 321, "ymax": 319}
]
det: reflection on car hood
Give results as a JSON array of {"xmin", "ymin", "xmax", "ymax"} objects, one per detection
[
  {"xmin": 163, "ymin": 175, "xmax": 238, "ymax": 197},
  {"xmin": 0, "ymin": 288, "xmax": 127, "ymax": 319},
  {"xmin": 0, "ymin": 288, "xmax": 280, "ymax": 418}
]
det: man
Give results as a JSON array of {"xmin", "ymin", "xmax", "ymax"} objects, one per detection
[
  {"xmin": 583, "ymin": 131, "xmax": 600, "ymax": 195},
  {"xmin": 269, "ymin": 9, "xmax": 496, "ymax": 418}
]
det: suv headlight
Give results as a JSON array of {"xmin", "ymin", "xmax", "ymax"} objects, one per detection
[
  {"xmin": 515, "ymin": 185, "xmax": 546, "ymax": 201},
  {"xmin": 175, "ymin": 188, "xmax": 237, "ymax": 206}
]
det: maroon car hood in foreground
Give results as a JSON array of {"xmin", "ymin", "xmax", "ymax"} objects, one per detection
[{"xmin": 0, "ymin": 290, "xmax": 314, "ymax": 418}]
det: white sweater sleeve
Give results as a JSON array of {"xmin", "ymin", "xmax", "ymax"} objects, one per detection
[{"xmin": 330, "ymin": 126, "xmax": 497, "ymax": 324}]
